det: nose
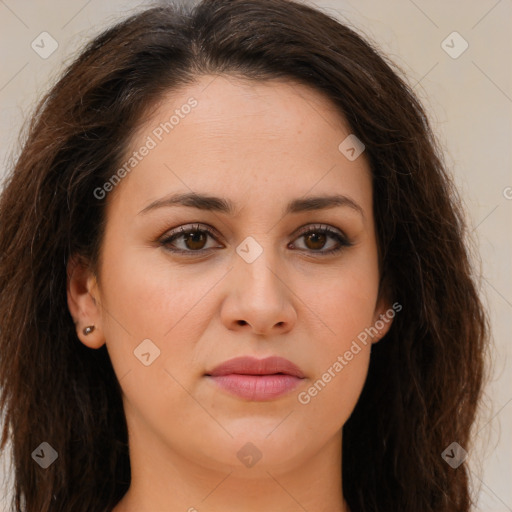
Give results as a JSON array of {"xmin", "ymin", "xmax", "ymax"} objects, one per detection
[{"xmin": 220, "ymin": 248, "xmax": 297, "ymax": 336}]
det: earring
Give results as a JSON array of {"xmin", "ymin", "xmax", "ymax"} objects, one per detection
[{"xmin": 83, "ymin": 325, "xmax": 95, "ymax": 335}]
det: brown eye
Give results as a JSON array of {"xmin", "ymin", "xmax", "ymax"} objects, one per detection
[
  {"xmin": 160, "ymin": 223, "xmax": 351, "ymax": 257},
  {"xmin": 160, "ymin": 224, "xmax": 221, "ymax": 254},
  {"xmin": 303, "ymin": 231, "xmax": 328, "ymax": 251},
  {"xmin": 182, "ymin": 230, "xmax": 208, "ymax": 251},
  {"xmin": 291, "ymin": 225, "xmax": 351, "ymax": 256}
]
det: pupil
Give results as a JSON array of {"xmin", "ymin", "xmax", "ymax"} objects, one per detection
[
  {"xmin": 186, "ymin": 232, "xmax": 205, "ymax": 249},
  {"xmin": 307, "ymin": 232, "xmax": 326, "ymax": 249}
]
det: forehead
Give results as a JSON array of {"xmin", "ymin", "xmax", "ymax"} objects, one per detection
[{"xmin": 108, "ymin": 74, "xmax": 373, "ymax": 218}]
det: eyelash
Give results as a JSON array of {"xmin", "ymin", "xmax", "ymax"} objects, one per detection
[{"xmin": 159, "ymin": 223, "xmax": 352, "ymax": 257}]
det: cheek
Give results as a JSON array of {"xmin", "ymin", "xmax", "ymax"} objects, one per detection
[
  {"xmin": 326, "ymin": 278, "xmax": 379, "ymax": 349},
  {"xmin": 294, "ymin": 265, "xmax": 380, "ymax": 433},
  {"xmin": 310, "ymin": 247, "xmax": 381, "ymax": 349},
  {"xmin": 96, "ymin": 244, "xmax": 207, "ymax": 436},
  {"xmin": 99, "ymin": 234, "xmax": 210, "ymax": 336},
  {"xmin": 96, "ymin": 231, "xmax": 212, "ymax": 389},
  {"xmin": 300, "ymin": 248, "xmax": 379, "ymax": 414},
  {"xmin": 306, "ymin": 281, "xmax": 376, "ymax": 402}
]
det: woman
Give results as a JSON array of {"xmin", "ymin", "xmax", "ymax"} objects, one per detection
[{"xmin": 0, "ymin": 0, "xmax": 489, "ymax": 511}]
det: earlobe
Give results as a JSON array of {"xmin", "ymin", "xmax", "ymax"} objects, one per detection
[{"xmin": 66, "ymin": 255, "xmax": 105, "ymax": 349}]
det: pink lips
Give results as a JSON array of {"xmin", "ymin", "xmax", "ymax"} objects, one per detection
[{"xmin": 205, "ymin": 356, "xmax": 305, "ymax": 401}]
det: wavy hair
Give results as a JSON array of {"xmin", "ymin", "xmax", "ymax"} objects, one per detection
[{"xmin": 0, "ymin": 0, "xmax": 489, "ymax": 510}]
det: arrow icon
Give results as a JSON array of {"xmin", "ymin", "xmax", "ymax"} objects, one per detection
[
  {"xmin": 134, "ymin": 339, "xmax": 160, "ymax": 366},
  {"xmin": 441, "ymin": 441, "xmax": 467, "ymax": 468},
  {"xmin": 31, "ymin": 442, "xmax": 58, "ymax": 468},
  {"xmin": 237, "ymin": 441, "xmax": 262, "ymax": 467},
  {"xmin": 441, "ymin": 32, "xmax": 468, "ymax": 59},
  {"xmin": 339, "ymin": 134, "xmax": 365, "ymax": 161},
  {"xmin": 31, "ymin": 32, "xmax": 59, "ymax": 59},
  {"xmin": 236, "ymin": 236, "xmax": 263, "ymax": 263}
]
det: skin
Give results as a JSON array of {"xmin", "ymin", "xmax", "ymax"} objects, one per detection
[{"xmin": 67, "ymin": 75, "xmax": 393, "ymax": 512}]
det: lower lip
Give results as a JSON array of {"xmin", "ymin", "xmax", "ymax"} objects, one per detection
[{"xmin": 207, "ymin": 374, "xmax": 303, "ymax": 401}]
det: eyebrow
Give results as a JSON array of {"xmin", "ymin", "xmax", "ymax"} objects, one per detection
[{"xmin": 139, "ymin": 192, "xmax": 364, "ymax": 219}]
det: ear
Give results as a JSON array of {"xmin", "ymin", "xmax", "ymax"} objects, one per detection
[
  {"xmin": 370, "ymin": 274, "xmax": 397, "ymax": 344},
  {"xmin": 66, "ymin": 255, "xmax": 105, "ymax": 349}
]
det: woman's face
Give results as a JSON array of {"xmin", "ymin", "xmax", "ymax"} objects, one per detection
[{"xmin": 70, "ymin": 75, "xmax": 392, "ymax": 476}]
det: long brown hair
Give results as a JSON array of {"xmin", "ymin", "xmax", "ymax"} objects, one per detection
[{"xmin": 0, "ymin": 0, "xmax": 489, "ymax": 510}]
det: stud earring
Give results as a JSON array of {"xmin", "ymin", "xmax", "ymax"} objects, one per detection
[{"xmin": 83, "ymin": 325, "xmax": 95, "ymax": 336}]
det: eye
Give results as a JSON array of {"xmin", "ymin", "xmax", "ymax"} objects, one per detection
[
  {"xmin": 160, "ymin": 224, "xmax": 221, "ymax": 254},
  {"xmin": 159, "ymin": 223, "xmax": 352, "ymax": 256},
  {"xmin": 289, "ymin": 224, "xmax": 352, "ymax": 255}
]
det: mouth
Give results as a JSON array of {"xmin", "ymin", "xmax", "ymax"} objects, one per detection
[
  {"xmin": 206, "ymin": 374, "xmax": 303, "ymax": 401},
  {"xmin": 205, "ymin": 355, "xmax": 305, "ymax": 401}
]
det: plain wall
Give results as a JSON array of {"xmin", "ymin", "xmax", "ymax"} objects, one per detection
[{"xmin": 0, "ymin": 0, "xmax": 510, "ymax": 510}]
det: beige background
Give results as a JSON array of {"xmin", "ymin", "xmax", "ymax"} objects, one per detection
[{"xmin": 0, "ymin": 0, "xmax": 511, "ymax": 510}]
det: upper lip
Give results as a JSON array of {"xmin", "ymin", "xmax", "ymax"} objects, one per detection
[{"xmin": 206, "ymin": 356, "xmax": 305, "ymax": 378}]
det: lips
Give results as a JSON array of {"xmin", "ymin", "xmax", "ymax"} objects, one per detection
[
  {"xmin": 205, "ymin": 356, "xmax": 305, "ymax": 401},
  {"xmin": 206, "ymin": 355, "xmax": 305, "ymax": 378}
]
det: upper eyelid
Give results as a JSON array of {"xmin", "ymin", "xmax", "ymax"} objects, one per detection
[
  {"xmin": 160, "ymin": 222, "xmax": 346, "ymax": 240},
  {"xmin": 160, "ymin": 223, "xmax": 349, "ymax": 247}
]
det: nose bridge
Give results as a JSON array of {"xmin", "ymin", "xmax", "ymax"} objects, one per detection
[
  {"xmin": 235, "ymin": 235, "xmax": 283, "ymax": 298},
  {"xmin": 225, "ymin": 234, "xmax": 296, "ymax": 334}
]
